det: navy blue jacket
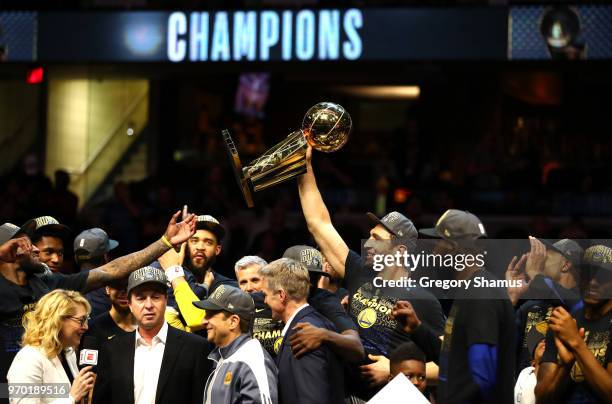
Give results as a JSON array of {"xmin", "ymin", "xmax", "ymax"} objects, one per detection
[{"xmin": 276, "ymin": 305, "xmax": 344, "ymax": 404}]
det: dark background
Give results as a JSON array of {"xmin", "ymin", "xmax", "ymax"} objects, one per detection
[{"xmin": 1, "ymin": 0, "xmax": 611, "ymax": 278}]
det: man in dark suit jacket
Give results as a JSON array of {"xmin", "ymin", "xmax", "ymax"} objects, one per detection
[
  {"xmin": 260, "ymin": 258, "xmax": 344, "ymax": 404},
  {"xmin": 93, "ymin": 266, "xmax": 211, "ymax": 404}
]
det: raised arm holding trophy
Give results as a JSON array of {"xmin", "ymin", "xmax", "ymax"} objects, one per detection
[{"xmin": 223, "ymin": 102, "xmax": 352, "ymax": 207}]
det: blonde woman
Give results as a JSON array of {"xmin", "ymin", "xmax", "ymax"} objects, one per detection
[{"xmin": 7, "ymin": 290, "xmax": 95, "ymax": 404}]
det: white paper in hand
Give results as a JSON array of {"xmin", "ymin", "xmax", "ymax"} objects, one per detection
[{"xmin": 367, "ymin": 373, "xmax": 430, "ymax": 404}]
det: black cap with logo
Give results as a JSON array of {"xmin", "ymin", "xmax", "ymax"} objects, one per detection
[
  {"xmin": 196, "ymin": 215, "xmax": 226, "ymax": 242},
  {"xmin": 127, "ymin": 266, "xmax": 169, "ymax": 295},
  {"xmin": 21, "ymin": 216, "xmax": 71, "ymax": 241},
  {"xmin": 366, "ymin": 211, "xmax": 418, "ymax": 242},
  {"xmin": 538, "ymin": 239, "xmax": 583, "ymax": 267},
  {"xmin": 74, "ymin": 228, "xmax": 119, "ymax": 262},
  {"xmin": 283, "ymin": 245, "xmax": 328, "ymax": 276},
  {"xmin": 193, "ymin": 284, "xmax": 254, "ymax": 322},
  {"xmin": 420, "ymin": 209, "xmax": 487, "ymax": 240}
]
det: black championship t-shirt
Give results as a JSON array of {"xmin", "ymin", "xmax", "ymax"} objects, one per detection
[
  {"xmin": 437, "ymin": 270, "xmax": 516, "ymax": 404},
  {"xmin": 515, "ymin": 277, "xmax": 582, "ymax": 374},
  {"xmin": 251, "ymin": 287, "xmax": 357, "ymax": 358},
  {"xmin": 541, "ymin": 307, "xmax": 612, "ymax": 404},
  {"xmin": 86, "ymin": 312, "xmax": 133, "ymax": 344},
  {"xmin": 251, "ymin": 292, "xmax": 284, "ymax": 357},
  {"xmin": 344, "ymin": 250, "xmax": 445, "ymax": 357},
  {"xmin": 0, "ymin": 272, "xmax": 88, "ymax": 383}
]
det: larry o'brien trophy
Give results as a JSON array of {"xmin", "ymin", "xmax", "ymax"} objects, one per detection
[{"xmin": 223, "ymin": 102, "xmax": 352, "ymax": 207}]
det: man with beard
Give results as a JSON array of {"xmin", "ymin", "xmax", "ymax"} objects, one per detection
[
  {"xmin": 86, "ymin": 277, "xmax": 136, "ymax": 343},
  {"xmin": 535, "ymin": 245, "xmax": 612, "ymax": 404},
  {"xmin": 0, "ymin": 211, "xmax": 196, "ymax": 389},
  {"xmin": 162, "ymin": 215, "xmax": 237, "ymax": 333},
  {"xmin": 297, "ymin": 146, "xmax": 444, "ymax": 400}
]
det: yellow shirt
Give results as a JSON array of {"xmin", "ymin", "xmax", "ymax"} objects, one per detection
[{"xmin": 164, "ymin": 280, "xmax": 206, "ymax": 332}]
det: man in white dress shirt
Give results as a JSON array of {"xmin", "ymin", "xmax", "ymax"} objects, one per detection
[{"xmin": 94, "ymin": 266, "xmax": 211, "ymax": 404}]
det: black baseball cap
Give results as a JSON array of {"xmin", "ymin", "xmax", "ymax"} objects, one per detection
[
  {"xmin": 127, "ymin": 266, "xmax": 169, "ymax": 295},
  {"xmin": 196, "ymin": 215, "xmax": 226, "ymax": 242},
  {"xmin": 538, "ymin": 239, "xmax": 583, "ymax": 267},
  {"xmin": 283, "ymin": 245, "xmax": 328, "ymax": 276},
  {"xmin": 21, "ymin": 216, "xmax": 71, "ymax": 240},
  {"xmin": 420, "ymin": 209, "xmax": 487, "ymax": 240},
  {"xmin": 74, "ymin": 228, "xmax": 119, "ymax": 262},
  {"xmin": 0, "ymin": 223, "xmax": 22, "ymax": 245},
  {"xmin": 366, "ymin": 211, "xmax": 418, "ymax": 241},
  {"xmin": 193, "ymin": 284, "xmax": 254, "ymax": 322}
]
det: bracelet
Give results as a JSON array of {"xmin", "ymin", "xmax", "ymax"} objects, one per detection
[{"xmin": 160, "ymin": 235, "xmax": 173, "ymax": 249}]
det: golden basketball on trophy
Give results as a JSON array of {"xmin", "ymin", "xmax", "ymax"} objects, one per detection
[{"xmin": 222, "ymin": 102, "xmax": 352, "ymax": 207}]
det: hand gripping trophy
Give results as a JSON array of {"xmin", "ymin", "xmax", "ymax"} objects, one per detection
[{"xmin": 222, "ymin": 102, "xmax": 352, "ymax": 207}]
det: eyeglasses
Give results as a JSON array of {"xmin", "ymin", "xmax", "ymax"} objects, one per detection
[
  {"xmin": 66, "ymin": 315, "xmax": 90, "ymax": 326},
  {"xmin": 404, "ymin": 374, "xmax": 426, "ymax": 383}
]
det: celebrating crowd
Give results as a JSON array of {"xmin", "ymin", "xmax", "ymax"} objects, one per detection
[{"xmin": 0, "ymin": 146, "xmax": 611, "ymax": 404}]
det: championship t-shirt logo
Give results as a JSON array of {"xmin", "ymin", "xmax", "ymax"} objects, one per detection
[
  {"xmin": 274, "ymin": 337, "xmax": 283, "ymax": 354},
  {"xmin": 571, "ymin": 329, "xmax": 609, "ymax": 382},
  {"xmin": 357, "ymin": 308, "xmax": 377, "ymax": 329}
]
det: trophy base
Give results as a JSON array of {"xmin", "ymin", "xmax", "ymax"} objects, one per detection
[
  {"xmin": 222, "ymin": 129, "xmax": 255, "ymax": 208},
  {"xmin": 222, "ymin": 129, "xmax": 308, "ymax": 208}
]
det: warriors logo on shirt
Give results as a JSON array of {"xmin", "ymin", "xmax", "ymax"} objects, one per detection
[
  {"xmin": 357, "ymin": 308, "xmax": 377, "ymax": 329},
  {"xmin": 253, "ymin": 316, "xmax": 283, "ymax": 357},
  {"xmin": 350, "ymin": 286, "xmax": 397, "ymax": 330},
  {"xmin": 274, "ymin": 337, "xmax": 283, "ymax": 354},
  {"xmin": 224, "ymin": 371, "xmax": 232, "ymax": 385}
]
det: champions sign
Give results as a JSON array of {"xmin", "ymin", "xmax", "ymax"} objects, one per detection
[
  {"xmin": 35, "ymin": 8, "xmax": 507, "ymax": 62},
  {"xmin": 167, "ymin": 9, "xmax": 363, "ymax": 62}
]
